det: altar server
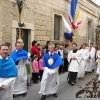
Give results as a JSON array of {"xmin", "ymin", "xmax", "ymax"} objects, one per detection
[
  {"xmin": 78, "ymin": 43, "xmax": 89, "ymax": 78},
  {"xmin": 39, "ymin": 43, "xmax": 62, "ymax": 100},
  {"xmin": 67, "ymin": 43, "xmax": 81, "ymax": 86}
]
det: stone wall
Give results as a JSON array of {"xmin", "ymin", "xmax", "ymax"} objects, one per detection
[
  {"xmin": 32, "ymin": 0, "xmax": 67, "ymax": 43},
  {"xmin": 0, "ymin": 0, "xmax": 99, "ymax": 49},
  {"xmin": 0, "ymin": 0, "xmax": 12, "ymax": 43},
  {"xmin": 75, "ymin": 0, "xmax": 99, "ymax": 45}
]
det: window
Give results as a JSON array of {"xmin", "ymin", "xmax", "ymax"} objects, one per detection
[
  {"xmin": 87, "ymin": 19, "xmax": 94, "ymax": 43},
  {"xmin": 54, "ymin": 14, "xmax": 61, "ymax": 40}
]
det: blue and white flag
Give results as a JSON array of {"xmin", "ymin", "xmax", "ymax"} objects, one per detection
[
  {"xmin": 62, "ymin": 16, "xmax": 72, "ymax": 40},
  {"xmin": 62, "ymin": 16, "xmax": 72, "ymax": 33},
  {"xmin": 70, "ymin": 0, "xmax": 78, "ymax": 19}
]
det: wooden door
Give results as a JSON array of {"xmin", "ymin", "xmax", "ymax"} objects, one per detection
[
  {"xmin": 16, "ymin": 29, "xmax": 28, "ymax": 51},
  {"xmin": 22, "ymin": 29, "xmax": 28, "ymax": 51}
]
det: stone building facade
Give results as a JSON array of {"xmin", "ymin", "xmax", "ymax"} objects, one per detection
[{"xmin": 0, "ymin": 0, "xmax": 99, "ymax": 51}]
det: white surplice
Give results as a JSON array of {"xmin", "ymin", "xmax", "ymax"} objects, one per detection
[
  {"xmin": 13, "ymin": 59, "xmax": 28, "ymax": 95},
  {"xmin": 0, "ymin": 77, "xmax": 16, "ymax": 100},
  {"xmin": 68, "ymin": 50, "xmax": 81, "ymax": 72},
  {"xmin": 86, "ymin": 47, "xmax": 96, "ymax": 72},
  {"xmin": 96, "ymin": 50, "xmax": 100, "ymax": 81},
  {"xmin": 39, "ymin": 67, "xmax": 59, "ymax": 95},
  {"xmin": 78, "ymin": 48, "xmax": 89, "ymax": 78}
]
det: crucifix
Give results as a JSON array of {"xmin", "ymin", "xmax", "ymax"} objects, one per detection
[{"xmin": 16, "ymin": 0, "xmax": 25, "ymax": 42}]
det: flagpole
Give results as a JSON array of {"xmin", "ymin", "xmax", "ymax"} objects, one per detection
[{"xmin": 16, "ymin": 0, "xmax": 25, "ymax": 43}]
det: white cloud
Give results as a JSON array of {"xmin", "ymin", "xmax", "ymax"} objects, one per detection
[{"xmin": 91, "ymin": 0, "xmax": 100, "ymax": 6}]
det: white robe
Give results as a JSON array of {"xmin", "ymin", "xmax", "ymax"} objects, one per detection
[
  {"xmin": 39, "ymin": 67, "xmax": 59, "ymax": 95},
  {"xmin": 13, "ymin": 59, "xmax": 28, "ymax": 95},
  {"xmin": 96, "ymin": 50, "xmax": 100, "ymax": 74},
  {"xmin": 68, "ymin": 50, "xmax": 81, "ymax": 72},
  {"xmin": 0, "ymin": 77, "xmax": 16, "ymax": 100},
  {"xmin": 86, "ymin": 47, "xmax": 96, "ymax": 72},
  {"xmin": 96, "ymin": 50, "xmax": 100, "ymax": 81},
  {"xmin": 78, "ymin": 49, "xmax": 89, "ymax": 78}
]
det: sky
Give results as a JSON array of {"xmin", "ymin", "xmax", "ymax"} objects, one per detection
[{"xmin": 91, "ymin": 0, "xmax": 100, "ymax": 6}]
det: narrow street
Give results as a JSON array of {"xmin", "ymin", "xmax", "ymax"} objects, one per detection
[{"xmin": 14, "ymin": 72, "xmax": 99, "ymax": 100}]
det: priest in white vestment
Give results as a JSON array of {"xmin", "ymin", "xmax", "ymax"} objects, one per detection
[
  {"xmin": 78, "ymin": 43, "xmax": 89, "ymax": 78},
  {"xmin": 96, "ymin": 49, "xmax": 100, "ymax": 81},
  {"xmin": 86, "ymin": 43, "xmax": 96, "ymax": 72}
]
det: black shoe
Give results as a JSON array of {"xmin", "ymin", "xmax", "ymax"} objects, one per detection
[
  {"xmin": 68, "ymin": 81, "xmax": 71, "ymax": 85},
  {"xmin": 68, "ymin": 81, "xmax": 75, "ymax": 86},
  {"xmin": 22, "ymin": 93, "xmax": 27, "ymax": 97},
  {"xmin": 41, "ymin": 95, "xmax": 46, "ymax": 100},
  {"xmin": 71, "ymin": 82, "xmax": 75, "ymax": 86},
  {"xmin": 13, "ymin": 95, "xmax": 17, "ymax": 98},
  {"xmin": 53, "ymin": 93, "xmax": 58, "ymax": 97}
]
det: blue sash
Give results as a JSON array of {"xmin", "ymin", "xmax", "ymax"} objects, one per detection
[
  {"xmin": 43, "ymin": 52, "xmax": 62, "ymax": 69},
  {"xmin": 10, "ymin": 49, "xmax": 28, "ymax": 64},
  {"xmin": 0, "ymin": 57, "xmax": 18, "ymax": 78}
]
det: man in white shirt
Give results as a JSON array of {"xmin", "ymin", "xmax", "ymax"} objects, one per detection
[{"xmin": 0, "ymin": 43, "xmax": 17, "ymax": 100}]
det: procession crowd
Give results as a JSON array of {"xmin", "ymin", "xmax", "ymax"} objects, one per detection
[{"xmin": 0, "ymin": 40, "xmax": 100, "ymax": 100}]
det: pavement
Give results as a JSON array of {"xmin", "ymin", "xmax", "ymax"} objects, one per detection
[{"xmin": 14, "ymin": 72, "xmax": 100, "ymax": 100}]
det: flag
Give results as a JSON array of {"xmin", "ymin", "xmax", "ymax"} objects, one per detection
[
  {"xmin": 71, "ymin": 20, "xmax": 82, "ymax": 30},
  {"xmin": 69, "ymin": 3, "xmax": 82, "ymax": 30},
  {"xmin": 64, "ymin": 32, "xmax": 73, "ymax": 40},
  {"xmin": 76, "ymin": 8, "xmax": 80, "ymax": 21},
  {"xmin": 62, "ymin": 16, "xmax": 73, "ymax": 40},
  {"xmin": 62, "ymin": 16, "xmax": 72, "ymax": 33},
  {"xmin": 70, "ymin": 0, "xmax": 78, "ymax": 20}
]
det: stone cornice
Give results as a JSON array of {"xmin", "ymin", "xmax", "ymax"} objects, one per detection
[
  {"xmin": 89, "ymin": 0, "xmax": 100, "ymax": 7},
  {"xmin": 65, "ymin": 0, "xmax": 99, "ymax": 17},
  {"xmin": 79, "ymin": 3, "xmax": 98, "ymax": 17}
]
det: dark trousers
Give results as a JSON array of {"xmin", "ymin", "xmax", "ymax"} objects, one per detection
[
  {"xmin": 32, "ymin": 73, "xmax": 39, "ymax": 83},
  {"xmin": 59, "ymin": 65, "xmax": 63, "ymax": 74},
  {"xmin": 59, "ymin": 59, "xmax": 64, "ymax": 74},
  {"xmin": 67, "ymin": 71, "xmax": 77, "ymax": 83},
  {"xmin": 63, "ymin": 58, "xmax": 69, "ymax": 72},
  {"xmin": 39, "ymin": 70, "xmax": 44, "ymax": 81}
]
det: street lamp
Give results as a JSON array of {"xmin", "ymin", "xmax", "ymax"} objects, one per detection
[{"xmin": 16, "ymin": 0, "xmax": 25, "ymax": 42}]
